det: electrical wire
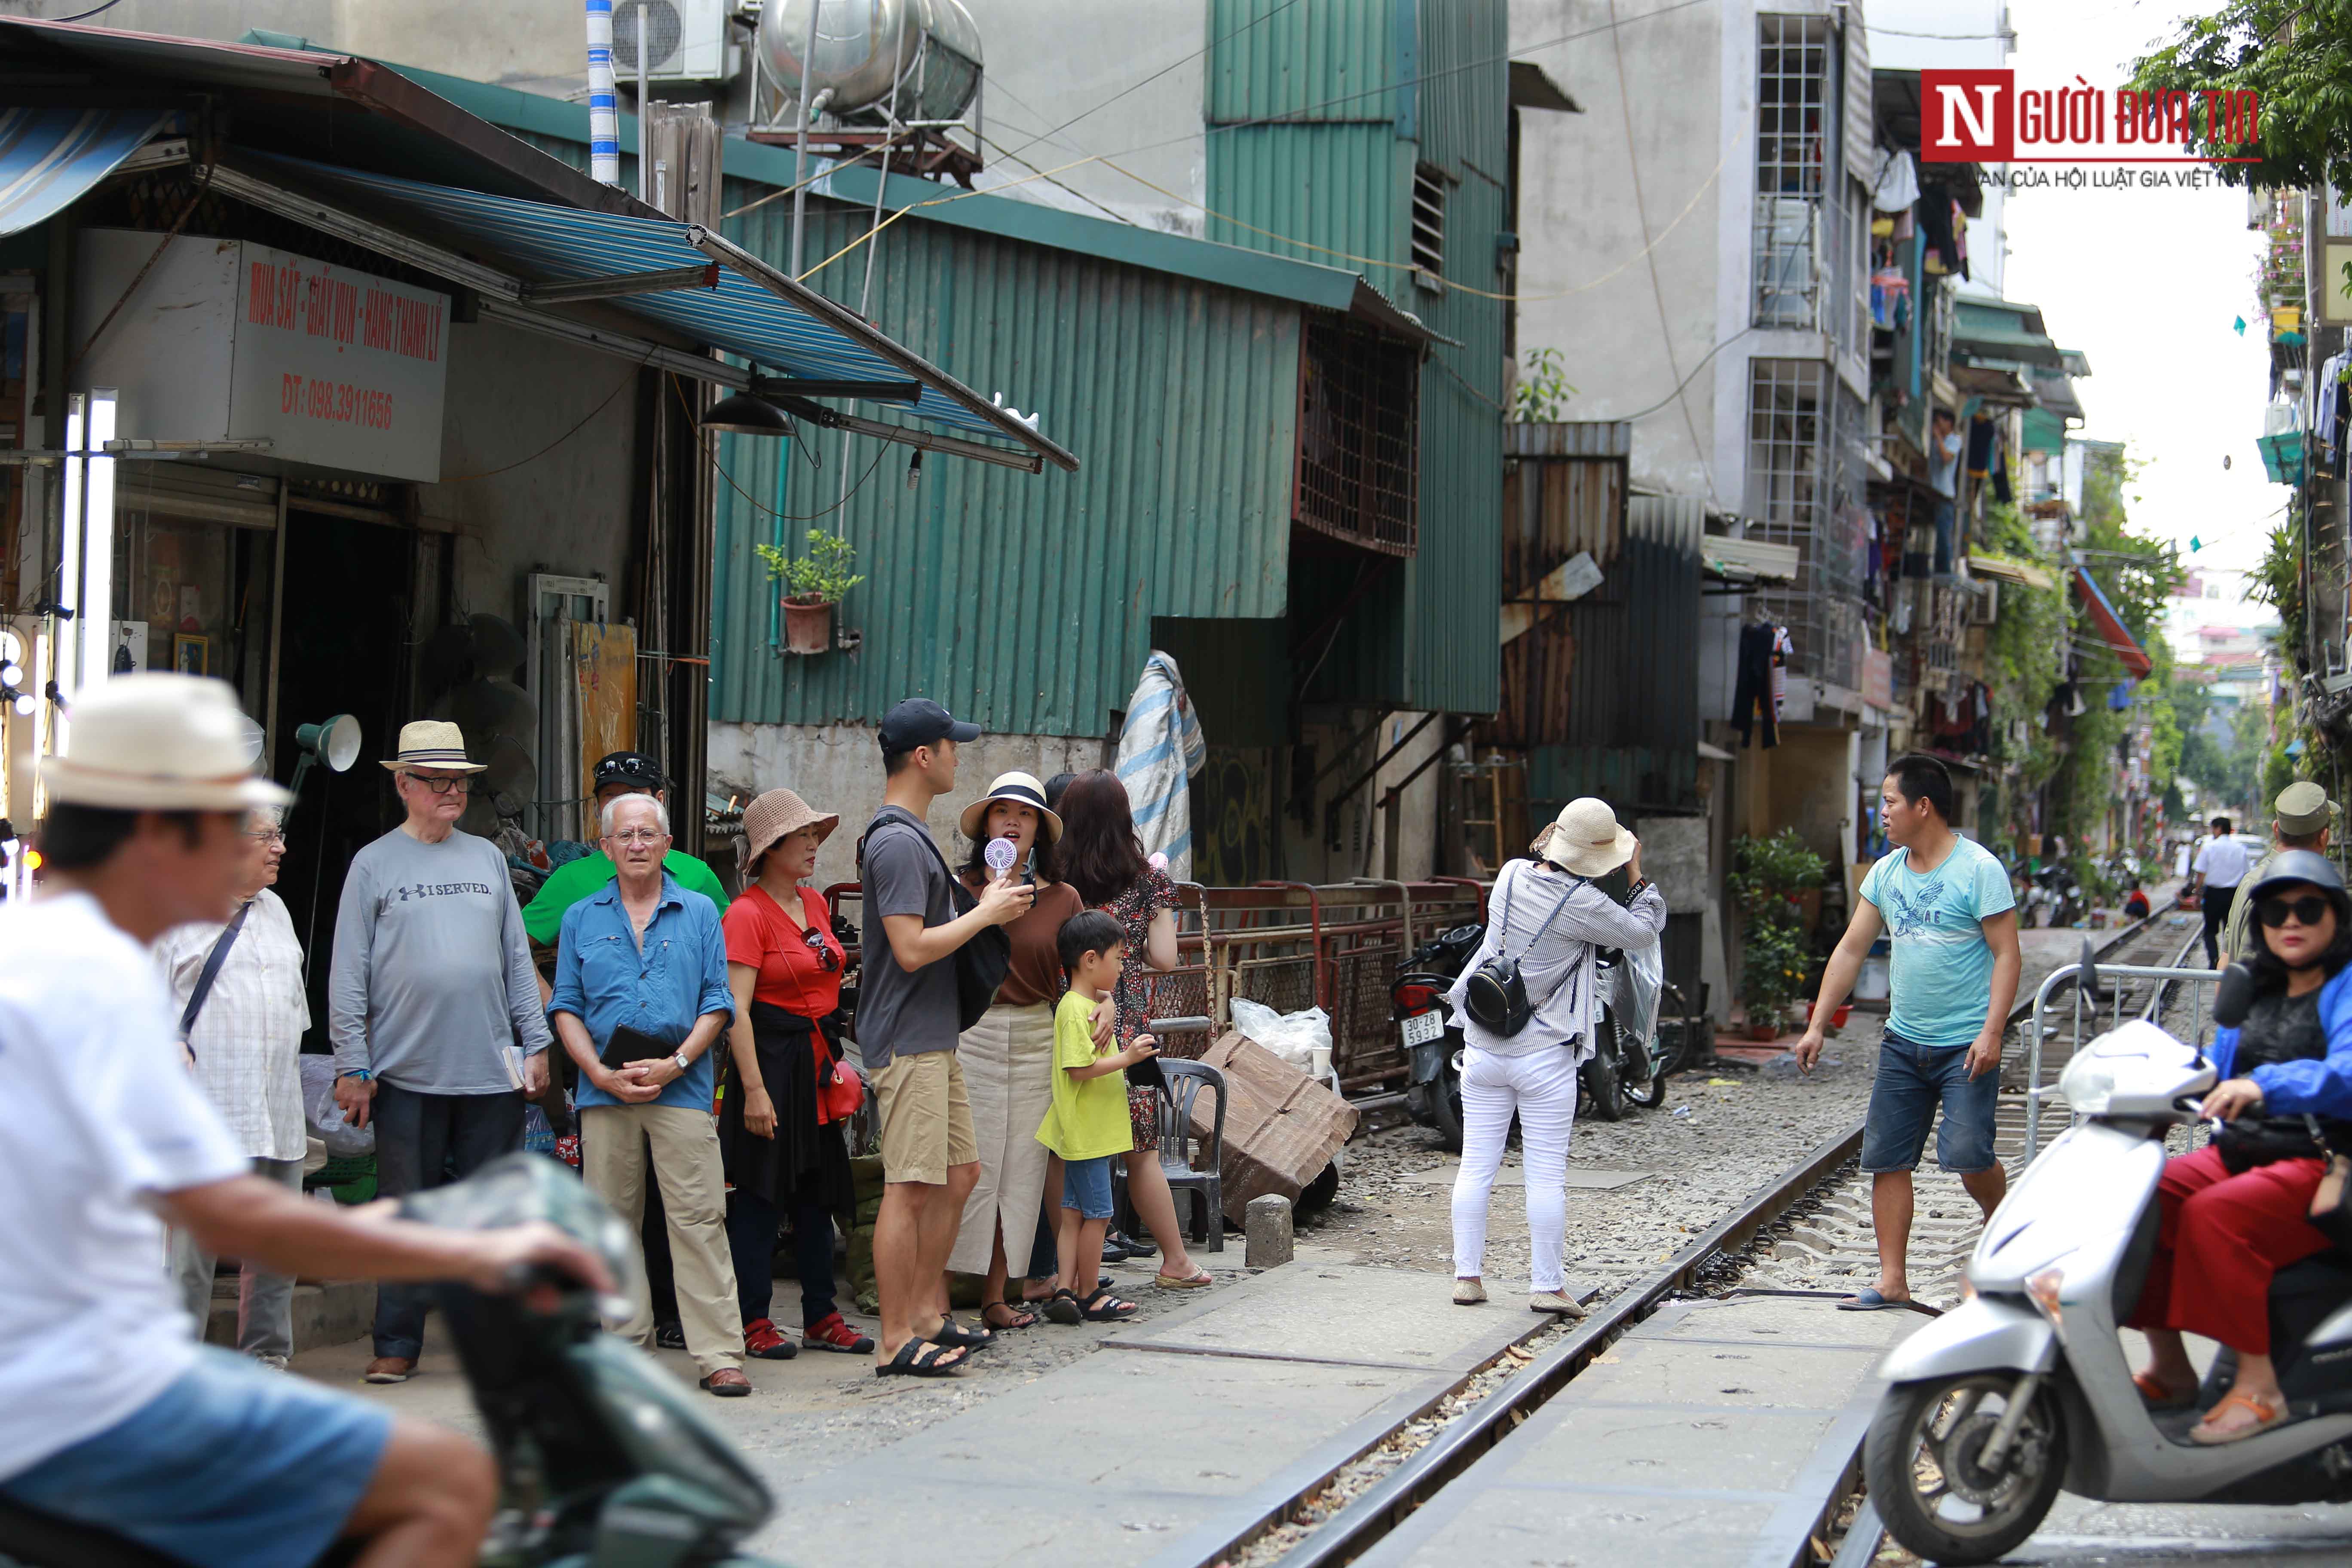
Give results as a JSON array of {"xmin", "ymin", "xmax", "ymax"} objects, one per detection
[
  {"xmin": 51, "ymin": 0, "xmax": 126, "ymax": 20},
  {"xmin": 439, "ymin": 358, "xmax": 642, "ymax": 482},
  {"xmin": 971, "ymin": 130, "xmax": 1138, "ymax": 227},
  {"xmin": 719, "ymin": 129, "xmax": 913, "ymax": 222},
  {"xmin": 71, "ymin": 156, "xmax": 216, "ymax": 371},
  {"xmin": 674, "ymin": 372, "xmax": 892, "ymax": 524}
]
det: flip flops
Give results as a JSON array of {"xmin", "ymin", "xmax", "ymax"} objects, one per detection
[
  {"xmin": 874, "ymin": 1339, "xmax": 968, "ymax": 1379},
  {"xmin": 2190, "ymin": 1390, "xmax": 2287, "ymax": 1444},
  {"xmin": 1154, "ymin": 1266, "xmax": 1214, "ymax": 1289},
  {"xmin": 2132, "ymin": 1371, "xmax": 2196, "ymax": 1412},
  {"xmin": 982, "ymin": 1301, "xmax": 1041, "ymax": 1330},
  {"xmin": 1836, "ymin": 1286, "xmax": 1911, "ymax": 1312}
]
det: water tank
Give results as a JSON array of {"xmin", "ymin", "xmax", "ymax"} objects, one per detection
[{"xmin": 757, "ymin": 0, "xmax": 982, "ymax": 124}]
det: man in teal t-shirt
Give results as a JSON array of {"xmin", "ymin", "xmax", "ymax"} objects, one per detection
[
  {"xmin": 523, "ymin": 751, "xmax": 729, "ymax": 948},
  {"xmin": 1798, "ymin": 753, "xmax": 2020, "ymax": 1312}
]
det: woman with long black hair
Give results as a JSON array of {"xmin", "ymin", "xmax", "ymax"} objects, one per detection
[
  {"xmin": 2130, "ymin": 850, "xmax": 2352, "ymax": 1443},
  {"xmin": 1054, "ymin": 769, "xmax": 1212, "ymax": 1289}
]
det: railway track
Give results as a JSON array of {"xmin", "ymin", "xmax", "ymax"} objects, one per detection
[{"xmin": 1215, "ymin": 908, "xmax": 2210, "ymax": 1568}]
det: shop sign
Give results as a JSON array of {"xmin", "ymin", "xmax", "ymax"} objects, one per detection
[{"xmin": 77, "ymin": 232, "xmax": 449, "ymax": 482}]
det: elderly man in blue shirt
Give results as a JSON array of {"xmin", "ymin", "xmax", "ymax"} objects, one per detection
[{"xmin": 549, "ymin": 793, "xmax": 748, "ymax": 1396}]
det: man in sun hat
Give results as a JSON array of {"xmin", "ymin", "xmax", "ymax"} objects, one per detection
[
  {"xmin": 329, "ymin": 719, "xmax": 554, "ymax": 1384},
  {"xmin": 2224, "ymin": 781, "xmax": 2336, "ymax": 962},
  {"xmin": 0, "ymin": 674, "xmax": 608, "ymax": 1568},
  {"xmin": 1799, "ymin": 752, "xmax": 2020, "ymax": 1313}
]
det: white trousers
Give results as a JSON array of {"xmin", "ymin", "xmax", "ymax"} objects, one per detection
[{"xmin": 1450, "ymin": 1045, "xmax": 1579, "ymax": 1293}]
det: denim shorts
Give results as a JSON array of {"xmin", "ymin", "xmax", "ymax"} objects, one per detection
[
  {"xmin": 1861, "ymin": 1028, "xmax": 2000, "ymax": 1174},
  {"xmin": 0, "ymin": 1344, "xmax": 392, "ymax": 1568},
  {"xmin": 1062, "ymin": 1155, "xmax": 1115, "ymax": 1220}
]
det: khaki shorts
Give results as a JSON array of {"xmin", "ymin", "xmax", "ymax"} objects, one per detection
[{"xmin": 874, "ymin": 1047, "xmax": 978, "ymax": 1185}]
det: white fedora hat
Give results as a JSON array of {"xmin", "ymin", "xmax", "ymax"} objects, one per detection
[
  {"xmin": 1540, "ymin": 797, "xmax": 1636, "ymax": 878},
  {"xmin": 41, "ymin": 674, "xmax": 292, "ymax": 813},
  {"xmin": 958, "ymin": 770, "xmax": 1063, "ymax": 843},
  {"xmin": 380, "ymin": 719, "xmax": 485, "ymax": 773}
]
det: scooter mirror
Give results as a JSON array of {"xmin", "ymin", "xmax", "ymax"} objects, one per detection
[{"xmin": 2213, "ymin": 962, "xmax": 2257, "ymax": 1030}]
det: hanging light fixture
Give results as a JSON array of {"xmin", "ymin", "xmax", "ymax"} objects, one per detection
[{"xmin": 701, "ymin": 392, "xmax": 793, "ymax": 437}]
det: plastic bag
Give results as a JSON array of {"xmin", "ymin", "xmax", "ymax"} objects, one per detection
[
  {"xmin": 302, "ymin": 1054, "xmax": 374, "ymax": 1158},
  {"xmin": 1615, "ymin": 941, "xmax": 1663, "ymax": 1050},
  {"xmin": 1228, "ymin": 998, "xmax": 1332, "ymax": 1070}
]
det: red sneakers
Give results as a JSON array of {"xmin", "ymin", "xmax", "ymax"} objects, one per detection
[
  {"xmin": 803, "ymin": 1312, "xmax": 876, "ymax": 1354},
  {"xmin": 742, "ymin": 1317, "xmax": 799, "ymax": 1360}
]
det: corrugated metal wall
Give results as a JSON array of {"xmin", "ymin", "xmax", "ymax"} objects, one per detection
[{"xmin": 1206, "ymin": 0, "xmax": 1506, "ymax": 716}]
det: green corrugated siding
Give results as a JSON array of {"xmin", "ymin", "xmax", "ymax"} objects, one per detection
[
  {"xmin": 707, "ymin": 184, "xmax": 1302, "ymax": 734},
  {"xmin": 1207, "ymin": 0, "xmax": 1507, "ymax": 716}
]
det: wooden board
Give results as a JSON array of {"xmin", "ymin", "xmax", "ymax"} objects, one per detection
[{"xmin": 572, "ymin": 621, "xmax": 635, "ymax": 841}]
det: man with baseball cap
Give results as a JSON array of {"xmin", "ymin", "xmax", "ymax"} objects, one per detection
[
  {"xmin": 858, "ymin": 697, "xmax": 1034, "ymax": 1376},
  {"xmin": 2226, "ymin": 781, "xmax": 2337, "ymax": 961},
  {"xmin": 523, "ymin": 750, "xmax": 728, "ymax": 946},
  {"xmin": 0, "ymin": 674, "xmax": 606, "ymax": 1568}
]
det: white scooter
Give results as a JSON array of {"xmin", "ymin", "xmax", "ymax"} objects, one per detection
[{"xmin": 1863, "ymin": 962, "xmax": 2352, "ymax": 1564}]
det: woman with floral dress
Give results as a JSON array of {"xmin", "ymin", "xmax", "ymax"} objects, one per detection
[{"xmin": 1054, "ymin": 769, "xmax": 1213, "ymax": 1289}]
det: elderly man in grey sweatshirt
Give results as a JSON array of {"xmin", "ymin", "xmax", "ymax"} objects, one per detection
[{"xmin": 328, "ymin": 721, "xmax": 550, "ymax": 1384}]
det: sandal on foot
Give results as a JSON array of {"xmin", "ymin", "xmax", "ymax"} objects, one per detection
[
  {"xmin": 1836, "ymin": 1287, "xmax": 1910, "ymax": 1312},
  {"xmin": 874, "ymin": 1339, "xmax": 968, "ymax": 1379},
  {"xmin": 1043, "ymin": 1287, "xmax": 1083, "ymax": 1326},
  {"xmin": 924, "ymin": 1315, "xmax": 995, "ymax": 1351},
  {"xmin": 2133, "ymin": 1371, "xmax": 2196, "ymax": 1411},
  {"xmin": 804, "ymin": 1313, "xmax": 875, "ymax": 1354},
  {"xmin": 982, "ymin": 1301, "xmax": 1040, "ymax": 1330},
  {"xmin": 743, "ymin": 1318, "xmax": 800, "ymax": 1360},
  {"xmin": 2190, "ymin": 1390, "xmax": 2286, "ymax": 1444},
  {"xmin": 1078, "ymin": 1286, "xmax": 1138, "ymax": 1322},
  {"xmin": 1154, "ymin": 1267, "xmax": 1213, "ymax": 1289}
]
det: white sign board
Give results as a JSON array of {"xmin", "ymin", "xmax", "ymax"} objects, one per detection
[{"xmin": 77, "ymin": 231, "xmax": 449, "ymax": 483}]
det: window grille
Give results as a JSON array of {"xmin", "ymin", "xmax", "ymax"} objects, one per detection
[
  {"xmin": 1410, "ymin": 165, "xmax": 1446, "ymax": 280},
  {"xmin": 1753, "ymin": 15, "xmax": 1834, "ymax": 328},
  {"xmin": 1295, "ymin": 313, "xmax": 1420, "ymax": 556},
  {"xmin": 1743, "ymin": 358, "xmax": 1865, "ymax": 690}
]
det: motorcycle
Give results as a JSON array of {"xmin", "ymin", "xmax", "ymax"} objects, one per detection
[
  {"xmin": 2024, "ymin": 861, "xmax": 2085, "ymax": 928},
  {"xmin": 1863, "ymin": 962, "xmax": 2352, "ymax": 1565},
  {"xmin": 1, "ymin": 1155, "xmax": 785, "ymax": 1568},
  {"xmin": 1389, "ymin": 921, "xmax": 1669, "ymax": 1149}
]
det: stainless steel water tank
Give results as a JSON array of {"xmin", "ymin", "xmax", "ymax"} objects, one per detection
[{"xmin": 757, "ymin": 0, "xmax": 983, "ymax": 123}]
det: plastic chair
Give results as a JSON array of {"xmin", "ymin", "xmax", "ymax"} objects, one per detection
[{"xmin": 1153, "ymin": 1060, "xmax": 1226, "ymax": 1251}]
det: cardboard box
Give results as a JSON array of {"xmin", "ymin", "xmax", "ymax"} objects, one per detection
[{"xmin": 1190, "ymin": 1031, "xmax": 1359, "ymax": 1226}]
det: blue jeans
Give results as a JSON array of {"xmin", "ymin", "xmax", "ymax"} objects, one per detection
[
  {"xmin": 1861, "ymin": 1028, "xmax": 1998, "ymax": 1174},
  {"xmin": 0, "ymin": 1345, "xmax": 389, "ymax": 1568},
  {"xmin": 1062, "ymin": 1156, "xmax": 1115, "ymax": 1220},
  {"xmin": 1933, "ymin": 498, "xmax": 1957, "ymax": 576}
]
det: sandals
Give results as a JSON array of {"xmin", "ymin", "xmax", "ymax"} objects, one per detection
[
  {"xmin": 1836, "ymin": 1287, "xmax": 1911, "ymax": 1312},
  {"xmin": 742, "ymin": 1318, "xmax": 799, "ymax": 1360},
  {"xmin": 1041, "ymin": 1286, "xmax": 1137, "ymax": 1323},
  {"xmin": 2133, "ymin": 1370, "xmax": 2196, "ymax": 1412},
  {"xmin": 1044, "ymin": 1288, "xmax": 1084, "ymax": 1325},
  {"xmin": 1154, "ymin": 1267, "xmax": 1213, "ymax": 1290},
  {"xmin": 803, "ymin": 1313, "xmax": 875, "ymax": 1354},
  {"xmin": 2190, "ymin": 1390, "xmax": 2286, "ymax": 1445},
  {"xmin": 924, "ymin": 1315, "xmax": 995, "ymax": 1351},
  {"xmin": 982, "ymin": 1301, "xmax": 1040, "ymax": 1330},
  {"xmin": 874, "ymin": 1339, "xmax": 969, "ymax": 1379}
]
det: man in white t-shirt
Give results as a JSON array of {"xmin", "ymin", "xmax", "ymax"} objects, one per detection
[
  {"xmin": 0, "ymin": 675, "xmax": 607, "ymax": 1568},
  {"xmin": 2191, "ymin": 815, "xmax": 2254, "ymax": 968}
]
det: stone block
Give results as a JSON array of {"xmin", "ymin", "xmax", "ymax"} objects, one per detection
[{"xmin": 1245, "ymin": 1192, "xmax": 1292, "ymax": 1268}]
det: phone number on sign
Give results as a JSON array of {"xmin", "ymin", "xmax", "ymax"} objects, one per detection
[{"xmin": 281, "ymin": 374, "xmax": 394, "ymax": 430}]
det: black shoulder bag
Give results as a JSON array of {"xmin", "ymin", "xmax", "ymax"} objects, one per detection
[
  {"xmin": 858, "ymin": 817, "xmax": 1011, "ymax": 1033},
  {"xmin": 1461, "ymin": 864, "xmax": 1585, "ymax": 1038},
  {"xmin": 176, "ymin": 901, "xmax": 254, "ymax": 1059}
]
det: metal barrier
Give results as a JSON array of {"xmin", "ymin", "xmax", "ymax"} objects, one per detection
[{"xmin": 2023, "ymin": 956, "xmax": 2220, "ymax": 1157}]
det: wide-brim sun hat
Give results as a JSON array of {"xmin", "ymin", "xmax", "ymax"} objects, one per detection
[
  {"xmin": 380, "ymin": 719, "xmax": 486, "ymax": 773},
  {"xmin": 959, "ymin": 770, "xmax": 1063, "ymax": 844},
  {"xmin": 739, "ymin": 788, "xmax": 840, "ymax": 875},
  {"xmin": 41, "ymin": 673, "xmax": 293, "ymax": 812},
  {"xmin": 1540, "ymin": 797, "xmax": 1636, "ymax": 878}
]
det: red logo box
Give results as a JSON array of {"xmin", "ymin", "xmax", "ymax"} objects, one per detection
[{"xmin": 1920, "ymin": 68, "xmax": 2012, "ymax": 162}]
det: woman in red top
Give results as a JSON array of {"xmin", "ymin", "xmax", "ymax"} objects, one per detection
[{"xmin": 719, "ymin": 789, "xmax": 874, "ymax": 1358}]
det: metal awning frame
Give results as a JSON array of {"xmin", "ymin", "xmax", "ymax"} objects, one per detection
[{"xmin": 113, "ymin": 139, "xmax": 1073, "ymax": 471}]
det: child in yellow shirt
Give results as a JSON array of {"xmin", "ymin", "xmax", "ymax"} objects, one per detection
[{"xmin": 1037, "ymin": 910, "xmax": 1158, "ymax": 1324}]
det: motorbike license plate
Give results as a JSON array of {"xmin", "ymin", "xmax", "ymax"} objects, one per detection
[{"xmin": 1400, "ymin": 1010, "xmax": 1446, "ymax": 1047}]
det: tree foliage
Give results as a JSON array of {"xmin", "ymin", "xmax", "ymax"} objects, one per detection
[{"xmin": 2132, "ymin": 0, "xmax": 2352, "ymax": 193}]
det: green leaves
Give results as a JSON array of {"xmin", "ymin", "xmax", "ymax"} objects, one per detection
[
  {"xmin": 753, "ymin": 529, "xmax": 866, "ymax": 606},
  {"xmin": 2132, "ymin": 0, "xmax": 2352, "ymax": 194}
]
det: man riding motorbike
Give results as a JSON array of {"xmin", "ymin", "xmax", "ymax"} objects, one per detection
[
  {"xmin": 0, "ymin": 675, "xmax": 610, "ymax": 1568},
  {"xmin": 2128, "ymin": 849, "xmax": 2352, "ymax": 1444}
]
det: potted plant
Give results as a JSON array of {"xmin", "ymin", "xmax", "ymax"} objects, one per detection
[
  {"xmin": 1729, "ymin": 829, "xmax": 1829, "ymax": 1038},
  {"xmin": 754, "ymin": 529, "xmax": 864, "ymax": 655}
]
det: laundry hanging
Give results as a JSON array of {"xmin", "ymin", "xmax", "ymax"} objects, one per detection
[{"xmin": 1730, "ymin": 621, "xmax": 1784, "ymax": 749}]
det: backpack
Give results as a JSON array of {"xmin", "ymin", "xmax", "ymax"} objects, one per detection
[
  {"xmin": 1460, "ymin": 863, "xmax": 1585, "ymax": 1038},
  {"xmin": 857, "ymin": 813, "xmax": 1010, "ymax": 1033}
]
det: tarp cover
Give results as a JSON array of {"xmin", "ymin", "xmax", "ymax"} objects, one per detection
[{"xmin": 0, "ymin": 107, "xmax": 168, "ymax": 237}]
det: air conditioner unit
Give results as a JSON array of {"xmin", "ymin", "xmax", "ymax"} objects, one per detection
[{"xmin": 612, "ymin": 0, "xmax": 738, "ymax": 83}]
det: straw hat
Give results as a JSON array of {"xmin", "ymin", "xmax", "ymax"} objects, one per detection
[
  {"xmin": 1539, "ymin": 797, "xmax": 1636, "ymax": 878},
  {"xmin": 41, "ymin": 674, "xmax": 292, "ymax": 812},
  {"xmin": 380, "ymin": 719, "xmax": 484, "ymax": 773},
  {"xmin": 739, "ymin": 788, "xmax": 840, "ymax": 876},
  {"xmin": 958, "ymin": 770, "xmax": 1063, "ymax": 843}
]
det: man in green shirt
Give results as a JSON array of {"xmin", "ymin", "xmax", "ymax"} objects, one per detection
[{"xmin": 524, "ymin": 750, "xmax": 728, "ymax": 947}]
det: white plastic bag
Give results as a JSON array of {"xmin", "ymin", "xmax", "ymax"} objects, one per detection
[
  {"xmin": 1615, "ymin": 941, "xmax": 1663, "ymax": 1049},
  {"xmin": 302, "ymin": 1054, "xmax": 374, "ymax": 1158},
  {"xmin": 1228, "ymin": 998, "xmax": 1332, "ymax": 1070}
]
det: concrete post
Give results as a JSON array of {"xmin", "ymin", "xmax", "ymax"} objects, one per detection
[{"xmin": 1245, "ymin": 1194, "xmax": 1293, "ymax": 1269}]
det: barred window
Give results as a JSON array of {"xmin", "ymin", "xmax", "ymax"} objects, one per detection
[
  {"xmin": 1754, "ymin": 15, "xmax": 1835, "ymax": 329},
  {"xmin": 1295, "ymin": 313, "xmax": 1419, "ymax": 556}
]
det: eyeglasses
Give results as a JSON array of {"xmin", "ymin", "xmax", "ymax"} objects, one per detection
[
  {"xmin": 2258, "ymin": 895, "xmax": 2334, "ymax": 929},
  {"xmin": 245, "ymin": 827, "xmax": 285, "ymax": 843},
  {"xmin": 608, "ymin": 828, "xmax": 669, "ymax": 846},
  {"xmin": 405, "ymin": 774, "xmax": 472, "ymax": 795},
  {"xmin": 804, "ymin": 924, "xmax": 841, "ymax": 972}
]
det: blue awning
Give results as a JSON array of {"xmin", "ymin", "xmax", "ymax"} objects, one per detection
[
  {"xmin": 248, "ymin": 153, "xmax": 1075, "ymax": 469},
  {"xmin": 0, "ymin": 107, "xmax": 168, "ymax": 237}
]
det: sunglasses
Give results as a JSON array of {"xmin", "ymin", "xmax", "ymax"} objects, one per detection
[
  {"xmin": 804, "ymin": 924, "xmax": 841, "ymax": 972},
  {"xmin": 2258, "ymin": 895, "xmax": 2335, "ymax": 929}
]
